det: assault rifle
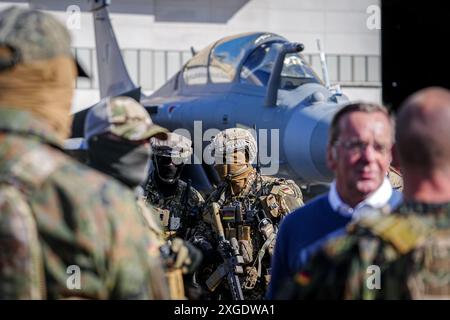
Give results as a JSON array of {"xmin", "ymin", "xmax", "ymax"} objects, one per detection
[{"xmin": 206, "ymin": 203, "xmax": 244, "ymax": 300}]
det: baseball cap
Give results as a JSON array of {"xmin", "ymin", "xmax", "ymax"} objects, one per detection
[
  {"xmin": 0, "ymin": 6, "xmax": 88, "ymax": 77},
  {"xmin": 85, "ymin": 96, "xmax": 168, "ymax": 144}
]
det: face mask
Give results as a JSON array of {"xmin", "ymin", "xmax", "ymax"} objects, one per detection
[
  {"xmin": 154, "ymin": 155, "xmax": 184, "ymax": 184},
  {"xmin": 214, "ymin": 150, "xmax": 249, "ymax": 180},
  {"xmin": 214, "ymin": 163, "xmax": 228, "ymax": 180},
  {"xmin": 88, "ymin": 135, "xmax": 151, "ymax": 188}
]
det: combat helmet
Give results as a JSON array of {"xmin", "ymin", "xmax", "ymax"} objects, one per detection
[
  {"xmin": 150, "ymin": 132, "xmax": 192, "ymax": 184},
  {"xmin": 209, "ymin": 128, "xmax": 257, "ymax": 164},
  {"xmin": 150, "ymin": 132, "xmax": 192, "ymax": 164}
]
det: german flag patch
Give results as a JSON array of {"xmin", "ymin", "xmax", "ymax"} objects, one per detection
[{"xmin": 295, "ymin": 271, "xmax": 311, "ymax": 286}]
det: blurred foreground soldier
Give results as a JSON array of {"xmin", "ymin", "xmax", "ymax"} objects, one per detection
[
  {"xmin": 85, "ymin": 96, "xmax": 201, "ymax": 299},
  {"xmin": 144, "ymin": 133, "xmax": 205, "ymax": 240},
  {"xmin": 199, "ymin": 128, "xmax": 303, "ymax": 300},
  {"xmin": 288, "ymin": 87, "xmax": 450, "ymax": 299},
  {"xmin": 0, "ymin": 7, "xmax": 166, "ymax": 299},
  {"xmin": 268, "ymin": 102, "xmax": 402, "ymax": 299}
]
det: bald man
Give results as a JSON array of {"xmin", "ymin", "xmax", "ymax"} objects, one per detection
[{"xmin": 283, "ymin": 87, "xmax": 450, "ymax": 300}]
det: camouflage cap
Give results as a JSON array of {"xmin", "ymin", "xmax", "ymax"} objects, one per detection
[
  {"xmin": 0, "ymin": 6, "xmax": 87, "ymax": 76},
  {"xmin": 208, "ymin": 128, "xmax": 257, "ymax": 162},
  {"xmin": 85, "ymin": 96, "xmax": 168, "ymax": 144},
  {"xmin": 150, "ymin": 132, "xmax": 192, "ymax": 160}
]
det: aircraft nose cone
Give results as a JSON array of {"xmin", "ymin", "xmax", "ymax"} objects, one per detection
[{"xmin": 283, "ymin": 103, "xmax": 337, "ymax": 184}]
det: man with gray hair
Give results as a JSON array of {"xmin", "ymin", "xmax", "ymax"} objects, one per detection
[
  {"xmin": 268, "ymin": 102, "xmax": 402, "ymax": 299},
  {"xmin": 286, "ymin": 87, "xmax": 450, "ymax": 299}
]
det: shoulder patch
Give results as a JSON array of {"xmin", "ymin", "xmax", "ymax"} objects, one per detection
[
  {"xmin": 268, "ymin": 181, "xmax": 295, "ymax": 196},
  {"xmin": 10, "ymin": 146, "xmax": 65, "ymax": 189},
  {"xmin": 280, "ymin": 185, "xmax": 295, "ymax": 196}
]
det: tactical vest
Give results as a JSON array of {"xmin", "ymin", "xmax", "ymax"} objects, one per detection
[
  {"xmin": 137, "ymin": 198, "xmax": 187, "ymax": 300},
  {"xmin": 211, "ymin": 173, "xmax": 298, "ymax": 296},
  {"xmin": 145, "ymin": 180, "xmax": 185, "ymax": 238}
]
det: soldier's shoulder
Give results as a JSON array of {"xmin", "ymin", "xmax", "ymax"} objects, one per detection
[
  {"xmin": 0, "ymin": 183, "xmax": 33, "ymax": 223},
  {"xmin": 315, "ymin": 213, "xmax": 431, "ymax": 266},
  {"xmin": 261, "ymin": 175, "xmax": 302, "ymax": 197},
  {"xmin": 1, "ymin": 135, "xmax": 139, "ymax": 219},
  {"xmin": 38, "ymin": 146, "xmax": 141, "ymax": 228},
  {"xmin": 54, "ymin": 150, "xmax": 135, "ymax": 200},
  {"xmin": 354, "ymin": 213, "xmax": 431, "ymax": 255},
  {"xmin": 1, "ymin": 137, "xmax": 108, "ymax": 189},
  {"xmin": 1, "ymin": 137, "xmax": 138, "ymax": 215}
]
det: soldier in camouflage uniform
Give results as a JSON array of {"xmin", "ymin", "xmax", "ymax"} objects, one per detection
[
  {"xmin": 144, "ymin": 133, "xmax": 205, "ymax": 240},
  {"xmin": 197, "ymin": 128, "xmax": 303, "ymax": 300},
  {"xmin": 0, "ymin": 7, "xmax": 168, "ymax": 299},
  {"xmin": 84, "ymin": 96, "xmax": 202, "ymax": 299},
  {"xmin": 284, "ymin": 87, "xmax": 450, "ymax": 300}
]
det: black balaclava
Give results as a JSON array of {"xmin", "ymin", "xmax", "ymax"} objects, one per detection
[
  {"xmin": 153, "ymin": 155, "xmax": 184, "ymax": 197},
  {"xmin": 88, "ymin": 135, "xmax": 151, "ymax": 189}
]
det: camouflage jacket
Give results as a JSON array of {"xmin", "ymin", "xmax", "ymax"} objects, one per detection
[
  {"xmin": 287, "ymin": 202, "xmax": 450, "ymax": 300},
  {"xmin": 198, "ymin": 170, "xmax": 303, "ymax": 300},
  {"xmin": 143, "ymin": 176, "xmax": 204, "ymax": 240},
  {"xmin": 0, "ymin": 108, "xmax": 168, "ymax": 299},
  {"xmin": 136, "ymin": 196, "xmax": 167, "ymax": 247},
  {"xmin": 136, "ymin": 196, "xmax": 188, "ymax": 300}
]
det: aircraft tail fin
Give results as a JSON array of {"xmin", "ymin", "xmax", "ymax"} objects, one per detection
[
  {"xmin": 30, "ymin": 1, "xmax": 140, "ymax": 99},
  {"xmin": 92, "ymin": 2, "xmax": 139, "ymax": 98}
]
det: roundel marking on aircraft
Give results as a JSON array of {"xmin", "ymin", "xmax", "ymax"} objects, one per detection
[{"xmin": 168, "ymin": 105, "xmax": 177, "ymax": 114}]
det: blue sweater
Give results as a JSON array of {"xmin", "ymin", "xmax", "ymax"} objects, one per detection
[
  {"xmin": 267, "ymin": 194, "xmax": 351, "ymax": 299},
  {"xmin": 266, "ymin": 191, "xmax": 402, "ymax": 299}
]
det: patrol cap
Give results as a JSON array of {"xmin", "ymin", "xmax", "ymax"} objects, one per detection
[
  {"xmin": 150, "ymin": 132, "xmax": 192, "ymax": 160},
  {"xmin": 209, "ymin": 128, "xmax": 257, "ymax": 162},
  {"xmin": 0, "ymin": 6, "xmax": 88, "ymax": 77},
  {"xmin": 85, "ymin": 96, "xmax": 168, "ymax": 144}
]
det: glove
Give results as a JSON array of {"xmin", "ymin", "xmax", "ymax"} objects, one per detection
[
  {"xmin": 170, "ymin": 238, "xmax": 202, "ymax": 274},
  {"xmin": 190, "ymin": 235, "xmax": 218, "ymax": 265}
]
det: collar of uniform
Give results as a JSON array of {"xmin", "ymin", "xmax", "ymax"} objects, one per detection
[
  {"xmin": 328, "ymin": 177, "xmax": 393, "ymax": 219},
  {"xmin": 0, "ymin": 108, "xmax": 63, "ymax": 148}
]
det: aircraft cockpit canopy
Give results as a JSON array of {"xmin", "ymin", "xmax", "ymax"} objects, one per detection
[{"xmin": 183, "ymin": 32, "xmax": 322, "ymax": 90}]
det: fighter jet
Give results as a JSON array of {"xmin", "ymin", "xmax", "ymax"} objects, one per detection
[{"xmin": 70, "ymin": 0, "xmax": 349, "ymax": 193}]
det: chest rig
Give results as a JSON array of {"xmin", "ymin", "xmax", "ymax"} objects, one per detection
[
  {"xmin": 216, "ymin": 173, "xmax": 278, "ymax": 291},
  {"xmin": 144, "ymin": 180, "xmax": 188, "ymax": 239}
]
